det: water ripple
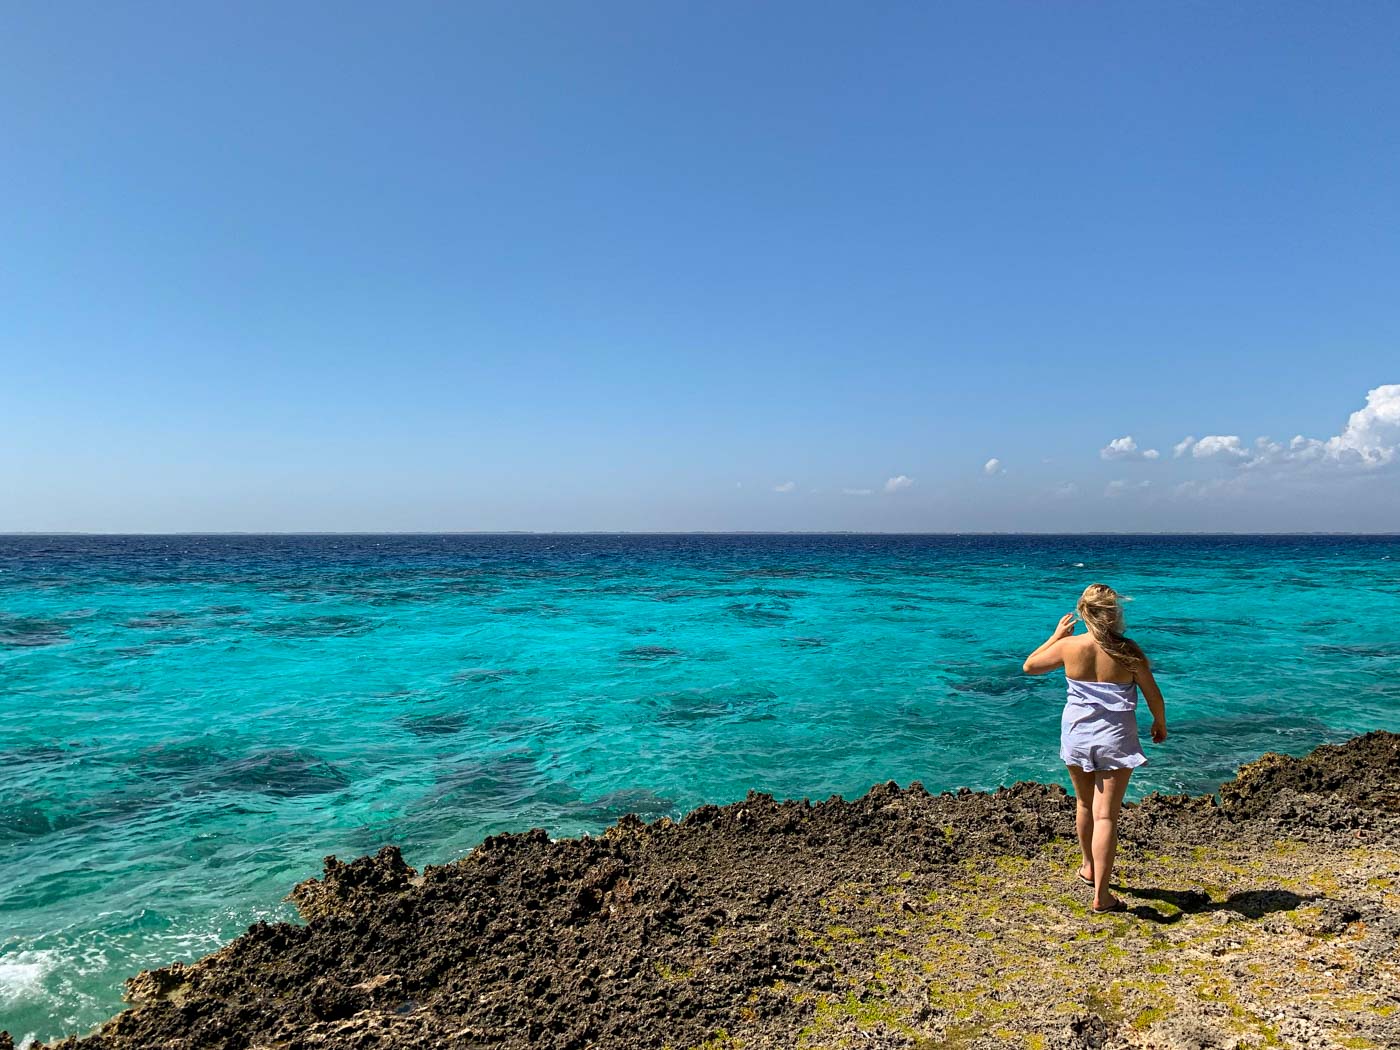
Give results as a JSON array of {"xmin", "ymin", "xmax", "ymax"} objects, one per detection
[{"xmin": 1, "ymin": 533, "xmax": 1397, "ymax": 1042}]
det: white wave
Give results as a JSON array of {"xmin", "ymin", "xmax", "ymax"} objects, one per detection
[{"xmin": 0, "ymin": 948, "xmax": 57, "ymax": 1005}]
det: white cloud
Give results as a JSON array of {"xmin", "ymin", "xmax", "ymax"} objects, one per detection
[
  {"xmin": 1272, "ymin": 384, "xmax": 1400, "ymax": 468},
  {"xmin": 1173, "ymin": 436, "xmax": 1196, "ymax": 458},
  {"xmin": 1192, "ymin": 435, "xmax": 1249, "ymax": 459},
  {"xmin": 773, "ymin": 481, "xmax": 796, "ymax": 493},
  {"xmin": 983, "ymin": 458, "xmax": 1004, "ymax": 476},
  {"xmin": 1171, "ymin": 477, "xmax": 1242, "ymax": 501},
  {"xmin": 1168, "ymin": 384, "xmax": 1400, "ymax": 474},
  {"xmin": 1100, "ymin": 436, "xmax": 1160, "ymax": 461},
  {"xmin": 1101, "ymin": 436, "xmax": 1136, "ymax": 459},
  {"xmin": 1104, "ymin": 479, "xmax": 1152, "ymax": 498},
  {"xmin": 884, "ymin": 475, "xmax": 914, "ymax": 493},
  {"xmin": 842, "ymin": 488, "xmax": 874, "ymax": 496},
  {"xmin": 1337, "ymin": 383, "xmax": 1400, "ymax": 461}
]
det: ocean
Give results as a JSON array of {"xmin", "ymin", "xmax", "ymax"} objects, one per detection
[{"xmin": 2, "ymin": 533, "xmax": 1397, "ymax": 1042}]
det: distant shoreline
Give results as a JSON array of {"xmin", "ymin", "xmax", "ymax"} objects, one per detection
[{"xmin": 5, "ymin": 531, "xmax": 1400, "ymax": 538}]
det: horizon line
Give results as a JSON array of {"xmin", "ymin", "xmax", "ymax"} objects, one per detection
[{"xmin": 3, "ymin": 531, "xmax": 1399, "ymax": 538}]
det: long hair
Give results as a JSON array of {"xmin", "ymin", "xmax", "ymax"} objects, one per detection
[{"xmin": 1076, "ymin": 583, "xmax": 1148, "ymax": 673}]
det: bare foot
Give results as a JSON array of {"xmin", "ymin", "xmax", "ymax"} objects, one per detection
[
  {"xmin": 1091, "ymin": 893, "xmax": 1126, "ymax": 913},
  {"xmin": 1077, "ymin": 862, "xmax": 1094, "ymax": 884}
]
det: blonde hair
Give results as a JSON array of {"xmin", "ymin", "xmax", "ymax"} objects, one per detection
[{"xmin": 1077, "ymin": 583, "xmax": 1148, "ymax": 674}]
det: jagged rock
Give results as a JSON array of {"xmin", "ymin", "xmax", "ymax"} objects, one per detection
[
  {"xmin": 28, "ymin": 732, "xmax": 1400, "ymax": 1050},
  {"xmin": 286, "ymin": 845, "xmax": 417, "ymax": 922},
  {"xmin": 124, "ymin": 962, "xmax": 194, "ymax": 1006},
  {"xmin": 1217, "ymin": 730, "xmax": 1400, "ymax": 819}
]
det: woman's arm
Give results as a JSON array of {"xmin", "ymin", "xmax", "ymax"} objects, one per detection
[
  {"xmin": 1135, "ymin": 663, "xmax": 1168, "ymax": 742},
  {"xmin": 1022, "ymin": 614, "xmax": 1076, "ymax": 675}
]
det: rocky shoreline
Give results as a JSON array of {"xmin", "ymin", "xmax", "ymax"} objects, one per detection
[{"xmin": 13, "ymin": 731, "xmax": 1399, "ymax": 1050}]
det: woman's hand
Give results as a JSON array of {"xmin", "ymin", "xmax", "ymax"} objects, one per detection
[
  {"xmin": 1151, "ymin": 720, "xmax": 1168, "ymax": 744},
  {"xmin": 1052, "ymin": 613, "xmax": 1076, "ymax": 640}
]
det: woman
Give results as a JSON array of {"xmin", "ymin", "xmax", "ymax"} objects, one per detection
[{"xmin": 1022, "ymin": 583, "xmax": 1167, "ymax": 913}]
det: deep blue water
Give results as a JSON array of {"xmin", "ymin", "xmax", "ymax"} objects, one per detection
[{"xmin": 2, "ymin": 534, "xmax": 1398, "ymax": 1042}]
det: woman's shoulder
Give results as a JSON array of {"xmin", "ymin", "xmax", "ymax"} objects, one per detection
[{"xmin": 1060, "ymin": 633, "xmax": 1098, "ymax": 672}]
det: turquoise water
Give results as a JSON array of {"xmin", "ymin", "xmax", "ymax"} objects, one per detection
[{"xmin": 2, "ymin": 534, "xmax": 1398, "ymax": 1042}]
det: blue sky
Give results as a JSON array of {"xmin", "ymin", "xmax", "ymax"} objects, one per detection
[{"xmin": 2, "ymin": 2, "xmax": 1397, "ymax": 532}]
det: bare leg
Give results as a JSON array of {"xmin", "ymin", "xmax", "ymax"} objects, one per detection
[
  {"xmin": 1090, "ymin": 768, "xmax": 1133, "ymax": 910},
  {"xmin": 1066, "ymin": 765, "xmax": 1096, "ymax": 883}
]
